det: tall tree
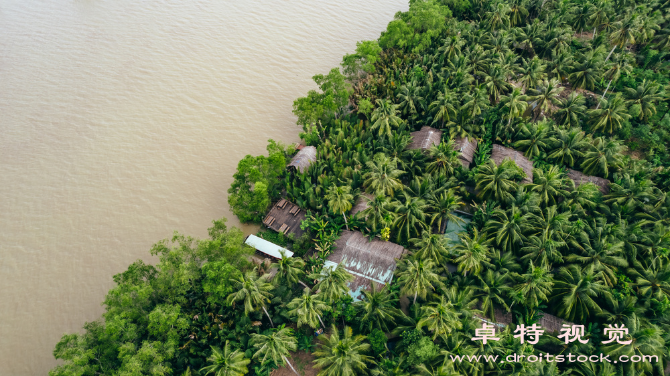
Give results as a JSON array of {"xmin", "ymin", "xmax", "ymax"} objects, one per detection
[
  {"xmin": 370, "ymin": 99, "xmax": 403, "ymax": 140},
  {"xmin": 356, "ymin": 283, "xmax": 404, "ymax": 333},
  {"xmin": 250, "ymin": 326, "xmax": 299, "ymax": 376},
  {"xmin": 200, "ymin": 342, "xmax": 251, "ymax": 376},
  {"xmin": 363, "ymin": 154, "xmax": 405, "ymax": 197},
  {"xmin": 396, "ymin": 258, "xmax": 444, "ymax": 304},
  {"xmin": 226, "ymin": 268, "xmax": 275, "ymax": 327},
  {"xmin": 588, "ymin": 94, "xmax": 630, "ymax": 134},
  {"xmin": 313, "ymin": 326, "xmax": 376, "ymax": 376},
  {"xmin": 326, "ymin": 185, "xmax": 354, "ymax": 230},
  {"xmin": 452, "ymin": 228, "xmax": 491, "ymax": 277},
  {"xmin": 275, "ymin": 250, "xmax": 305, "ymax": 288},
  {"xmin": 309, "ymin": 263, "xmax": 354, "ymax": 304},
  {"xmin": 287, "ymin": 288, "xmax": 329, "ymax": 329},
  {"xmin": 417, "ymin": 296, "xmax": 463, "ymax": 341},
  {"xmin": 551, "ymin": 265, "xmax": 609, "ymax": 321}
]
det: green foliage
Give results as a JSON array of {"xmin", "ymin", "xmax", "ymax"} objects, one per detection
[
  {"xmin": 292, "ymin": 68, "xmax": 352, "ymax": 128},
  {"xmin": 399, "ymin": 329, "xmax": 438, "ymax": 366},
  {"xmin": 202, "ymin": 261, "xmax": 242, "ymax": 305},
  {"xmin": 367, "ymin": 328, "xmax": 388, "ymax": 356},
  {"xmin": 227, "ymin": 140, "xmax": 287, "ymax": 223}
]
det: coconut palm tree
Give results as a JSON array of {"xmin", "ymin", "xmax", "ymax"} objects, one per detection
[
  {"xmin": 580, "ymin": 137, "xmax": 624, "ymax": 177},
  {"xmin": 484, "ymin": 64, "xmax": 512, "ymax": 103},
  {"xmin": 429, "ymin": 87, "xmax": 458, "ymax": 127},
  {"xmin": 275, "ymin": 250, "xmax": 305, "ymax": 288},
  {"xmin": 624, "ymin": 79, "xmax": 664, "ymax": 121},
  {"xmin": 520, "ymin": 229, "xmax": 566, "ymax": 268},
  {"xmin": 527, "ymin": 78, "xmax": 564, "ymax": 120},
  {"xmin": 411, "ymin": 231, "xmax": 451, "ymax": 266},
  {"xmin": 309, "ymin": 262, "xmax": 354, "ymax": 304},
  {"xmin": 363, "ymin": 154, "xmax": 405, "ymax": 197},
  {"xmin": 396, "ymin": 257, "xmax": 444, "ymax": 304},
  {"xmin": 397, "ymin": 80, "xmax": 425, "ymax": 119},
  {"xmin": 519, "ymin": 57, "xmax": 547, "ymax": 90},
  {"xmin": 596, "ymin": 52, "xmax": 633, "ymax": 108},
  {"xmin": 588, "ymin": 94, "xmax": 630, "ymax": 134},
  {"xmin": 551, "ymin": 265, "xmax": 609, "ymax": 321},
  {"xmin": 250, "ymin": 326, "xmax": 299, "ymax": 376},
  {"xmin": 287, "ymin": 288, "xmax": 329, "ymax": 329},
  {"xmin": 600, "ymin": 315, "xmax": 664, "ymax": 376},
  {"xmin": 528, "ymin": 166, "xmax": 571, "ymax": 206},
  {"xmin": 391, "ymin": 193, "xmax": 429, "ymax": 243},
  {"xmin": 500, "ymin": 88, "xmax": 528, "ymax": 132},
  {"xmin": 512, "ymin": 262, "xmax": 553, "ymax": 309},
  {"xmin": 547, "ymin": 128, "xmax": 588, "ymax": 168},
  {"xmin": 605, "ymin": 15, "xmax": 640, "ymax": 61},
  {"xmin": 547, "ymin": 51, "xmax": 573, "ymax": 83},
  {"xmin": 426, "ymin": 140, "xmax": 461, "ymax": 177},
  {"xmin": 485, "ymin": 205, "xmax": 529, "ymax": 253},
  {"xmin": 359, "ymin": 194, "xmax": 392, "ymax": 233},
  {"xmin": 453, "ymin": 228, "xmax": 491, "ymax": 277},
  {"xmin": 427, "ymin": 189, "xmax": 464, "ymax": 235},
  {"xmin": 226, "ymin": 268, "xmax": 275, "ymax": 326},
  {"xmin": 629, "ymin": 260, "xmax": 670, "ymax": 299},
  {"xmin": 200, "ymin": 342, "xmax": 251, "ymax": 376},
  {"xmin": 356, "ymin": 282, "xmax": 404, "ymax": 333},
  {"xmin": 475, "ymin": 159, "xmax": 519, "ymax": 204},
  {"xmin": 437, "ymin": 35, "xmax": 465, "ymax": 63},
  {"xmin": 313, "ymin": 326, "xmax": 376, "ymax": 376},
  {"xmin": 326, "ymin": 185, "xmax": 354, "ymax": 230},
  {"xmin": 417, "ymin": 296, "xmax": 462, "ymax": 341},
  {"xmin": 566, "ymin": 227, "xmax": 627, "ymax": 287},
  {"xmin": 462, "ymin": 86, "xmax": 489, "ymax": 119},
  {"xmin": 370, "ymin": 99, "xmax": 402, "ymax": 140},
  {"xmin": 476, "ymin": 270, "xmax": 512, "ymax": 321},
  {"xmin": 514, "ymin": 121, "xmax": 554, "ymax": 158},
  {"xmin": 555, "ymin": 93, "xmax": 587, "ymax": 128},
  {"xmin": 569, "ymin": 51, "xmax": 602, "ymax": 90}
]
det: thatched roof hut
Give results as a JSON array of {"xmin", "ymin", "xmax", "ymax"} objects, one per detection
[
  {"xmin": 350, "ymin": 193, "xmax": 374, "ymax": 217},
  {"xmin": 324, "ymin": 230, "xmax": 406, "ymax": 301},
  {"xmin": 491, "ymin": 144, "xmax": 533, "ymax": 184},
  {"xmin": 408, "ymin": 126, "xmax": 443, "ymax": 151},
  {"xmin": 474, "ymin": 308, "xmax": 572, "ymax": 333},
  {"xmin": 453, "ymin": 137, "xmax": 478, "ymax": 168},
  {"xmin": 263, "ymin": 199, "xmax": 306, "ymax": 238},
  {"xmin": 567, "ymin": 169, "xmax": 610, "ymax": 194},
  {"xmin": 287, "ymin": 146, "xmax": 316, "ymax": 173}
]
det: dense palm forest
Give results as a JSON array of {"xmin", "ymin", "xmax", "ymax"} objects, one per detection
[{"xmin": 52, "ymin": 0, "xmax": 670, "ymax": 375}]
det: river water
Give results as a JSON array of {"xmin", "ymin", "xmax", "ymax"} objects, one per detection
[{"xmin": 0, "ymin": 0, "xmax": 408, "ymax": 373}]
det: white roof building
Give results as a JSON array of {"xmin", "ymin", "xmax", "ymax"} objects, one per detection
[{"xmin": 244, "ymin": 235, "xmax": 293, "ymax": 259}]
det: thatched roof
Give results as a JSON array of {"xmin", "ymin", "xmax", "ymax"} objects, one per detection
[
  {"xmin": 474, "ymin": 306, "xmax": 573, "ymax": 333},
  {"xmin": 491, "ymin": 144, "xmax": 533, "ymax": 184},
  {"xmin": 325, "ymin": 230, "xmax": 406, "ymax": 301},
  {"xmin": 351, "ymin": 193, "xmax": 374, "ymax": 217},
  {"xmin": 453, "ymin": 137, "xmax": 478, "ymax": 168},
  {"xmin": 408, "ymin": 126, "xmax": 442, "ymax": 151},
  {"xmin": 263, "ymin": 199, "xmax": 306, "ymax": 238},
  {"xmin": 287, "ymin": 146, "xmax": 316, "ymax": 173},
  {"xmin": 567, "ymin": 169, "xmax": 610, "ymax": 194}
]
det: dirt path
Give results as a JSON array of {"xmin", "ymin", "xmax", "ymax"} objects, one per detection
[{"xmin": 271, "ymin": 351, "xmax": 318, "ymax": 376}]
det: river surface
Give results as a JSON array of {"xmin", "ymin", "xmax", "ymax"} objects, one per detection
[{"xmin": 0, "ymin": 0, "xmax": 408, "ymax": 373}]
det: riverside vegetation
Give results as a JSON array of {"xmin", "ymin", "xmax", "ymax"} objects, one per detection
[{"xmin": 51, "ymin": 0, "xmax": 670, "ymax": 375}]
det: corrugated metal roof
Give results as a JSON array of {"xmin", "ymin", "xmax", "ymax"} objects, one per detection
[{"xmin": 244, "ymin": 235, "xmax": 293, "ymax": 259}]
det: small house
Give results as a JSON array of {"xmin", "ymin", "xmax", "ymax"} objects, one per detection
[
  {"xmin": 263, "ymin": 199, "xmax": 307, "ymax": 238},
  {"xmin": 408, "ymin": 126, "xmax": 443, "ymax": 151},
  {"xmin": 453, "ymin": 137, "xmax": 478, "ymax": 168},
  {"xmin": 491, "ymin": 144, "xmax": 534, "ymax": 184},
  {"xmin": 566, "ymin": 169, "xmax": 610, "ymax": 194},
  {"xmin": 287, "ymin": 146, "xmax": 317, "ymax": 173},
  {"xmin": 324, "ymin": 230, "xmax": 406, "ymax": 301}
]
